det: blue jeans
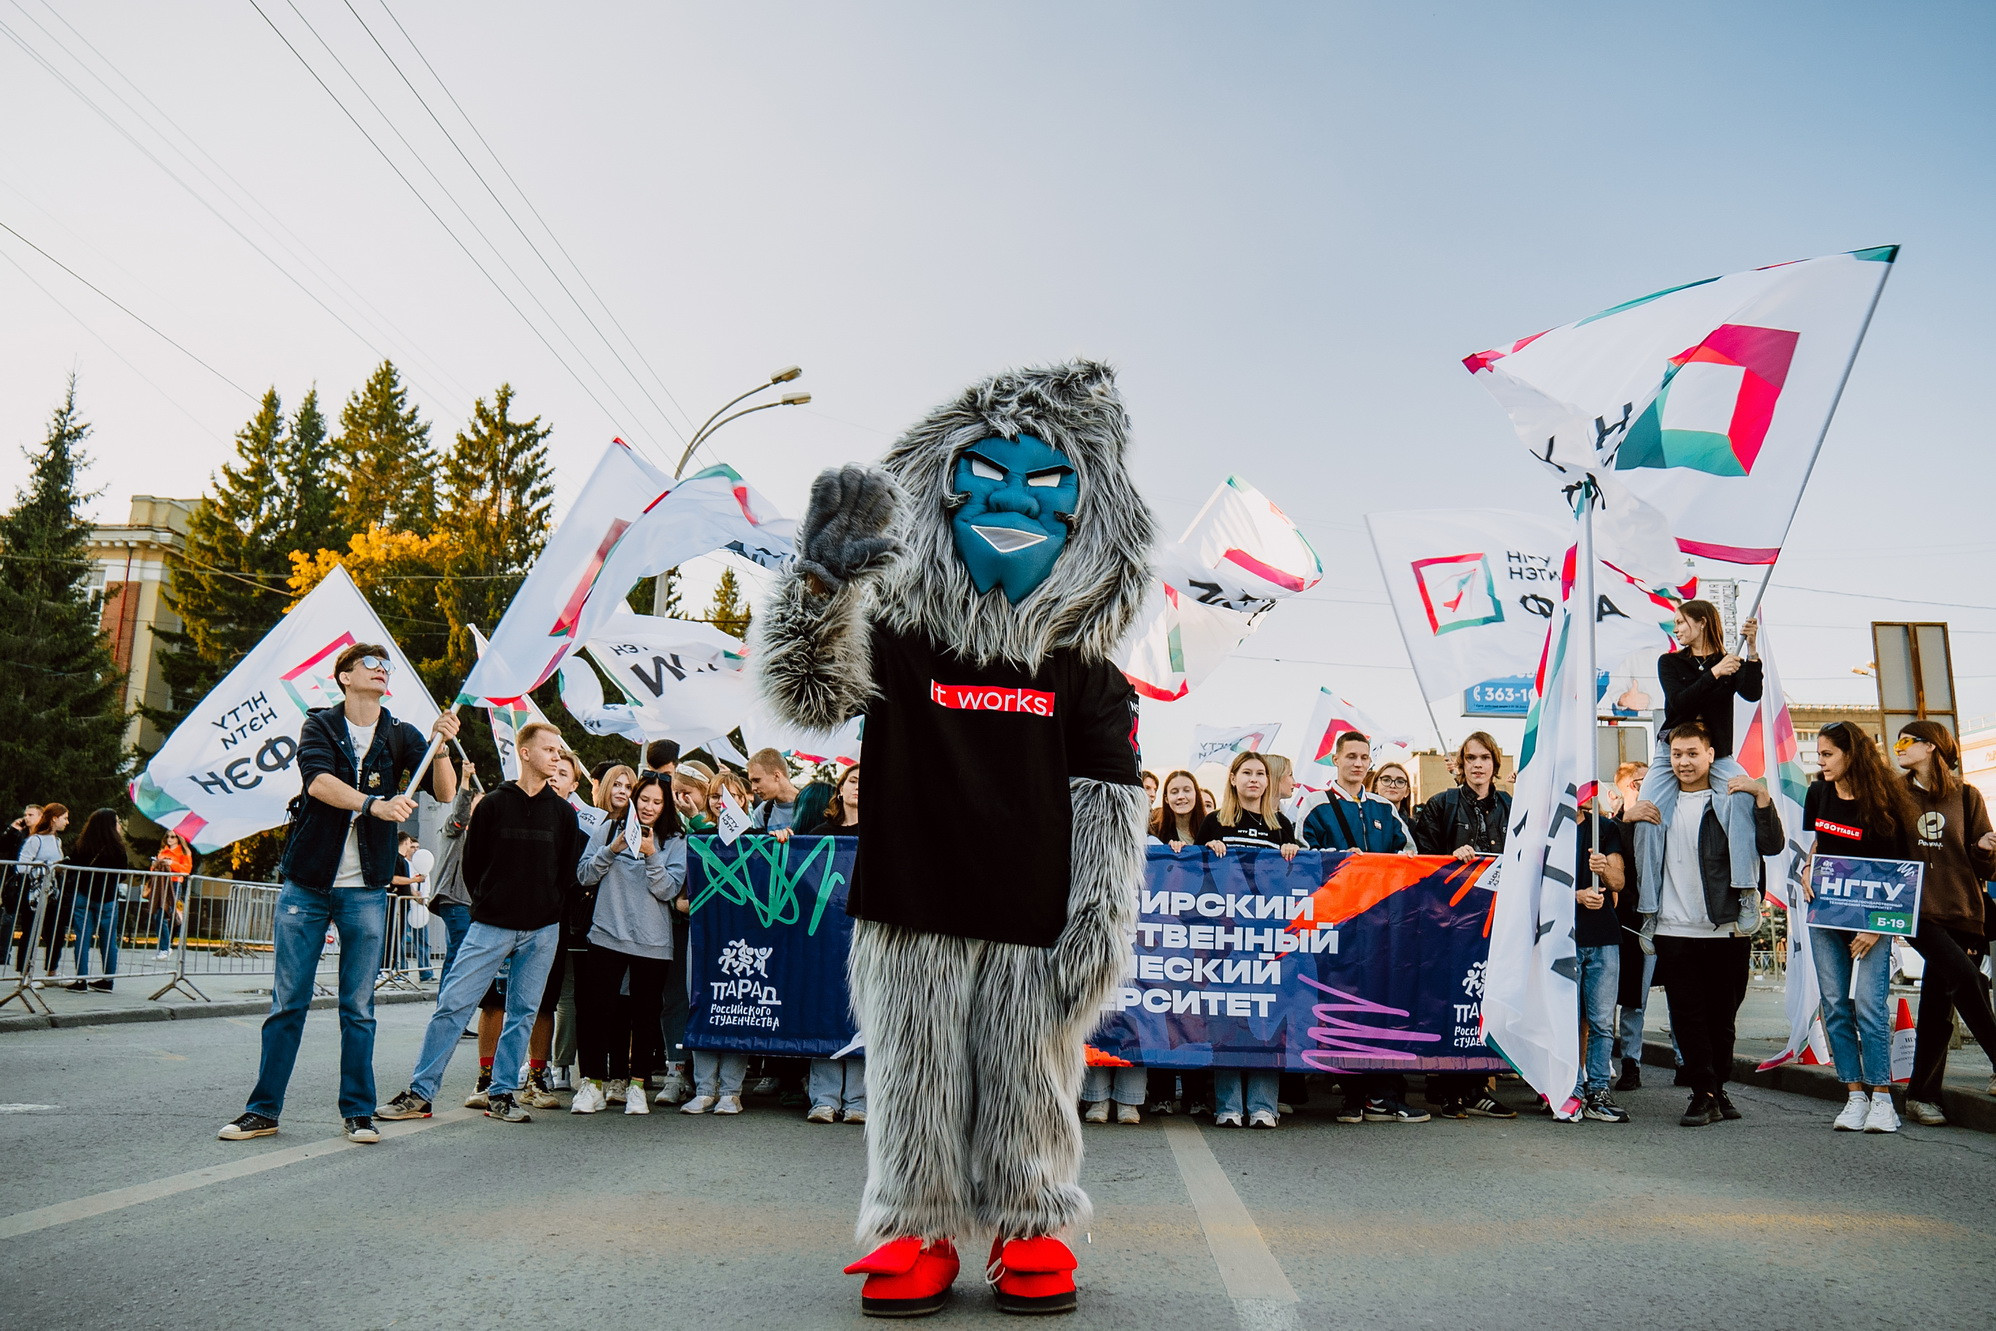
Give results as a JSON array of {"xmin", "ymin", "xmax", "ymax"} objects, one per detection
[
  {"xmin": 693, "ymin": 1049, "xmax": 747, "ymax": 1097},
  {"xmin": 433, "ymin": 903, "xmax": 472, "ymax": 984},
  {"xmin": 402, "ymin": 914, "xmax": 433, "ymax": 981},
  {"xmin": 246, "ymin": 882, "xmax": 387, "ymax": 1122},
  {"xmin": 154, "ymin": 884, "xmax": 181, "ymax": 953},
  {"xmin": 1212, "ymin": 1069, "xmax": 1279, "ymax": 1118},
  {"xmin": 409, "ymin": 922, "xmax": 559, "ymax": 1103},
  {"xmin": 1615, "ymin": 950, "xmax": 1654, "ymax": 1061},
  {"xmin": 73, "ymin": 898, "xmax": 120, "ymax": 977},
  {"xmin": 808, "ymin": 1057, "xmax": 867, "ymax": 1112},
  {"xmin": 1574, "ymin": 944, "xmax": 1620, "ymax": 1095},
  {"xmin": 1811, "ymin": 925, "xmax": 1892, "ymax": 1087},
  {"xmin": 1082, "ymin": 1064, "xmax": 1147, "ymax": 1105}
]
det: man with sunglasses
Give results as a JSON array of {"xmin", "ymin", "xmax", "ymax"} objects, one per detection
[{"xmin": 219, "ymin": 642, "xmax": 459, "ymax": 1145}]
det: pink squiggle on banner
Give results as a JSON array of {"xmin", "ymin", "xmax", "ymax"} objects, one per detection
[{"xmin": 1296, "ymin": 973, "xmax": 1441, "ymax": 1072}]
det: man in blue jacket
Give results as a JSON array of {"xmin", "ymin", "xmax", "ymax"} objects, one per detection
[
  {"xmin": 1299, "ymin": 732, "xmax": 1413, "ymax": 854},
  {"xmin": 218, "ymin": 643, "xmax": 458, "ymax": 1145}
]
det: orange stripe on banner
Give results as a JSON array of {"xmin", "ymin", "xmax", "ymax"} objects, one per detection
[
  {"xmin": 1448, "ymin": 857, "xmax": 1499, "ymax": 908},
  {"xmin": 1307, "ymin": 854, "xmax": 1459, "ymax": 927},
  {"xmin": 1084, "ymin": 1045, "xmax": 1134, "ymax": 1067}
]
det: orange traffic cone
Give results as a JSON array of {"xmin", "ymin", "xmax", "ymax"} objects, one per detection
[{"xmin": 1890, "ymin": 997, "xmax": 1916, "ymax": 1084}]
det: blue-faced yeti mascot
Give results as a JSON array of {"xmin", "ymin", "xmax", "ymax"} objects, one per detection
[{"xmin": 755, "ymin": 361, "xmax": 1154, "ymax": 1317}]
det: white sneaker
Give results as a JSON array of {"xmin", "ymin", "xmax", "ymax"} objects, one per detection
[
  {"xmin": 1864, "ymin": 1093, "xmax": 1900, "ymax": 1134},
  {"xmin": 549, "ymin": 1066, "xmax": 574, "ymax": 1092},
  {"xmin": 842, "ymin": 1108, "xmax": 866, "ymax": 1125},
  {"xmin": 1905, "ymin": 1099, "xmax": 1947, "ymax": 1126},
  {"xmin": 154, "ymin": 951, "xmax": 172, "ymax": 960},
  {"xmin": 1082, "ymin": 1101, "xmax": 1109, "ymax": 1124},
  {"xmin": 659, "ymin": 1068, "xmax": 692, "ymax": 1105},
  {"xmin": 1214, "ymin": 1111, "xmax": 1244, "ymax": 1128},
  {"xmin": 625, "ymin": 1083, "xmax": 650, "ymax": 1115},
  {"xmin": 1116, "ymin": 1103, "xmax": 1141, "ymax": 1125},
  {"xmin": 605, "ymin": 1078, "xmax": 628, "ymax": 1105},
  {"xmin": 570, "ymin": 1080, "xmax": 606, "ymax": 1114},
  {"xmin": 1833, "ymin": 1093, "xmax": 1869, "ymax": 1131},
  {"xmin": 713, "ymin": 1093, "xmax": 744, "ymax": 1115},
  {"xmin": 807, "ymin": 1104, "xmax": 837, "ymax": 1123},
  {"xmin": 680, "ymin": 1095, "xmax": 716, "ymax": 1115},
  {"xmin": 1248, "ymin": 1109, "xmax": 1278, "ymax": 1129}
]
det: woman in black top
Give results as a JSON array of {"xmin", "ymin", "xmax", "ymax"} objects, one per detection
[
  {"xmin": 1198, "ymin": 752, "xmax": 1299, "ymax": 859},
  {"xmin": 1637, "ymin": 600, "xmax": 1761, "ymax": 814},
  {"xmin": 1801, "ymin": 720, "xmax": 1918, "ymax": 1133},
  {"xmin": 808, "ymin": 763, "xmax": 862, "ymax": 836},
  {"xmin": 67, "ymin": 808, "xmax": 133, "ymax": 992}
]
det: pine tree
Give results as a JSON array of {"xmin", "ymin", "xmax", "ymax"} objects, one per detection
[
  {"xmin": 707, "ymin": 566, "xmax": 751, "ymax": 639},
  {"xmin": 278, "ymin": 387, "xmax": 343, "ymax": 558},
  {"xmin": 432, "ymin": 383, "xmax": 554, "ymax": 685},
  {"xmin": 627, "ymin": 567, "xmax": 682, "ymax": 617},
  {"xmin": 0, "ymin": 378, "xmax": 128, "ymax": 817},
  {"xmin": 334, "ymin": 361, "xmax": 438, "ymax": 535}
]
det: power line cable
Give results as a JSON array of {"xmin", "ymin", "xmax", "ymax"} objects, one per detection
[
  {"xmin": 341, "ymin": 0, "xmax": 689, "ymax": 444},
  {"xmin": 0, "ymin": 219, "xmax": 255, "ymax": 399},
  {"xmin": 373, "ymin": 0, "xmax": 698, "ymax": 439},
  {"xmin": 256, "ymin": 0, "xmax": 664, "ymax": 459},
  {"xmin": 16, "ymin": 0, "xmax": 477, "ymax": 413},
  {"xmin": 0, "ymin": 12, "xmax": 459, "ymax": 413},
  {"xmin": 0, "ymin": 245, "xmax": 232, "ymax": 439}
]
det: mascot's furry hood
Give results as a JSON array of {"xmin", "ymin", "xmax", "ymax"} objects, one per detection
[{"xmin": 874, "ymin": 360, "xmax": 1155, "ymax": 669}]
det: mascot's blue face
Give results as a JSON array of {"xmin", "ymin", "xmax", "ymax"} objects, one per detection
[{"xmin": 949, "ymin": 434, "xmax": 1078, "ymax": 603}]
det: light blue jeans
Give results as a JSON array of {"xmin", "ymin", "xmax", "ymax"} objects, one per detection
[
  {"xmin": 1573, "ymin": 944, "xmax": 1621, "ymax": 1095},
  {"xmin": 1083, "ymin": 1064, "xmax": 1147, "ymax": 1106},
  {"xmin": 1810, "ymin": 925, "xmax": 1893, "ymax": 1087},
  {"xmin": 1213, "ymin": 1069, "xmax": 1279, "ymax": 1118},
  {"xmin": 1615, "ymin": 950, "xmax": 1654, "ymax": 1061},
  {"xmin": 408, "ymin": 922, "xmax": 559, "ymax": 1103},
  {"xmin": 693, "ymin": 1049, "xmax": 747, "ymax": 1097},
  {"xmin": 246, "ymin": 882, "xmax": 387, "ymax": 1121},
  {"xmin": 809, "ymin": 1057, "xmax": 867, "ymax": 1112}
]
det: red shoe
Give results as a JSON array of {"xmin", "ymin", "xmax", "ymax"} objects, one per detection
[
  {"xmin": 844, "ymin": 1236, "xmax": 960, "ymax": 1318},
  {"xmin": 986, "ymin": 1235, "xmax": 1079, "ymax": 1315}
]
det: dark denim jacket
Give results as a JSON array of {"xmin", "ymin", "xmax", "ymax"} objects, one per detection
[{"xmin": 277, "ymin": 703, "xmax": 438, "ymax": 891}]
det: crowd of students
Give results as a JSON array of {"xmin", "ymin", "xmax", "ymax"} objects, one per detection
[
  {"xmin": 1104, "ymin": 600, "xmax": 1996, "ymax": 1134},
  {"xmin": 0, "ymin": 802, "xmax": 193, "ymax": 986}
]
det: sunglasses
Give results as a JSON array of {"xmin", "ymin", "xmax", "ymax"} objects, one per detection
[
  {"xmin": 1893, "ymin": 734, "xmax": 1931, "ymax": 752},
  {"xmin": 347, "ymin": 655, "xmax": 393, "ymax": 676}
]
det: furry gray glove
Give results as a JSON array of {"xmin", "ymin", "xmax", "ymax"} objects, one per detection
[{"xmin": 794, "ymin": 464, "xmax": 901, "ymax": 594}]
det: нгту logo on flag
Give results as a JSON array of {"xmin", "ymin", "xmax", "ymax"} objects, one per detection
[{"xmin": 1411, "ymin": 553, "xmax": 1502, "ymax": 635}]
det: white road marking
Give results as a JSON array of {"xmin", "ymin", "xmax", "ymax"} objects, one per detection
[
  {"xmin": 0, "ymin": 1108, "xmax": 476, "ymax": 1240},
  {"xmin": 1160, "ymin": 1117, "xmax": 1299, "ymax": 1323},
  {"xmin": 0, "ymin": 1104, "xmax": 60, "ymax": 1113}
]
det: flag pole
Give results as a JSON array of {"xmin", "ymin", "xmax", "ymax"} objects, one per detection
[
  {"xmin": 1576, "ymin": 479, "xmax": 1601, "ymax": 870},
  {"xmin": 403, "ymin": 702, "xmax": 460, "ymax": 797}
]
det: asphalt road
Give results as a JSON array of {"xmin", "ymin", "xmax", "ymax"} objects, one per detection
[{"xmin": 4, "ymin": 1005, "xmax": 1994, "ymax": 1330}]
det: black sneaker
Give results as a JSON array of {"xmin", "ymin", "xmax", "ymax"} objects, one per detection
[
  {"xmin": 89, "ymin": 978, "xmax": 113, "ymax": 992},
  {"xmin": 1431, "ymin": 1097, "xmax": 1469, "ymax": 1120},
  {"xmin": 1714, "ymin": 1091, "xmax": 1742, "ymax": 1121},
  {"xmin": 1613, "ymin": 1058, "xmax": 1642, "ymax": 1093},
  {"xmin": 218, "ymin": 1111, "xmax": 279, "ymax": 1141},
  {"xmin": 1583, "ymin": 1092, "xmax": 1631, "ymax": 1123},
  {"xmin": 343, "ymin": 1116, "xmax": 381, "ymax": 1144},
  {"xmin": 1679, "ymin": 1093, "xmax": 1717, "ymax": 1127},
  {"xmin": 483, "ymin": 1092, "xmax": 532, "ymax": 1123},
  {"xmin": 1363, "ymin": 1097, "xmax": 1430, "ymax": 1123},
  {"xmin": 1465, "ymin": 1093, "xmax": 1517, "ymax": 1119},
  {"xmin": 378, "ymin": 1090, "xmax": 433, "ymax": 1121},
  {"xmin": 1334, "ymin": 1095, "xmax": 1366, "ymax": 1124}
]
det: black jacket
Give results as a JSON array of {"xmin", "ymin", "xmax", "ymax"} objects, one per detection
[
  {"xmin": 1658, "ymin": 650, "xmax": 1763, "ymax": 757},
  {"xmin": 1688, "ymin": 798, "xmax": 1787, "ymax": 926},
  {"xmin": 461, "ymin": 782, "xmax": 587, "ymax": 932},
  {"xmin": 1412, "ymin": 786, "xmax": 1513, "ymax": 857},
  {"xmin": 277, "ymin": 703, "xmax": 444, "ymax": 891}
]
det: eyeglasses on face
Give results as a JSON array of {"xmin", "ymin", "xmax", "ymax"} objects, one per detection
[
  {"xmin": 1375, "ymin": 775, "xmax": 1410, "ymax": 787},
  {"xmin": 1894, "ymin": 734, "xmax": 1931, "ymax": 752},
  {"xmin": 349, "ymin": 655, "xmax": 393, "ymax": 675}
]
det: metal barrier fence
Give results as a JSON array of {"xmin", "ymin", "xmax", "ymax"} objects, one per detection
[{"xmin": 0, "ymin": 860, "xmax": 444, "ymax": 1015}]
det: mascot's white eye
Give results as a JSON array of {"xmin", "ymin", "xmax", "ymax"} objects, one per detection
[
  {"xmin": 966, "ymin": 456, "xmax": 1004, "ymax": 483},
  {"xmin": 1025, "ymin": 469, "xmax": 1067, "ymax": 488}
]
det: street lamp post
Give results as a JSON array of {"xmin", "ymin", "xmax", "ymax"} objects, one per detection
[{"xmin": 653, "ymin": 366, "xmax": 812, "ymax": 614}]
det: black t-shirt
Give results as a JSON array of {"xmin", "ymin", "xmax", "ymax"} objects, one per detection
[
  {"xmin": 848, "ymin": 626, "xmax": 1142, "ymax": 947},
  {"xmin": 1196, "ymin": 809, "xmax": 1296, "ymax": 850},
  {"xmin": 1804, "ymin": 781, "xmax": 1911, "ymax": 861},
  {"xmin": 1573, "ymin": 815, "xmax": 1625, "ymax": 949}
]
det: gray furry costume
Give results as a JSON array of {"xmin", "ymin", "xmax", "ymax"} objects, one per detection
[{"xmin": 755, "ymin": 361, "xmax": 1154, "ymax": 1256}]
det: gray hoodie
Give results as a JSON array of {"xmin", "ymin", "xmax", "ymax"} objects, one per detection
[{"xmin": 577, "ymin": 818, "xmax": 686, "ymax": 960}]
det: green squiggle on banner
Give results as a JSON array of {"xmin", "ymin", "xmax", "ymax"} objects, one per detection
[{"xmin": 687, "ymin": 836, "xmax": 847, "ymax": 936}]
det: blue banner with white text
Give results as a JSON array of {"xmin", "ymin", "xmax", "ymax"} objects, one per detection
[{"xmin": 684, "ymin": 834, "xmax": 860, "ymax": 1058}]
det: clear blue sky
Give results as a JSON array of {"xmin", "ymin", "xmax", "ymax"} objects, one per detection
[{"xmin": 3, "ymin": 1, "xmax": 1991, "ymax": 764}]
